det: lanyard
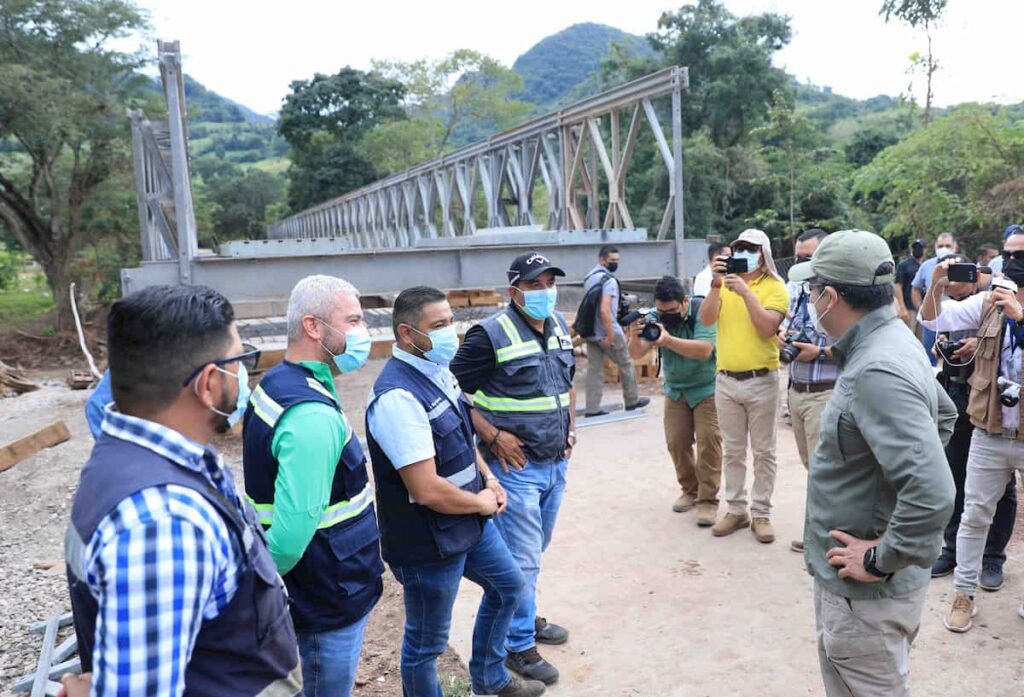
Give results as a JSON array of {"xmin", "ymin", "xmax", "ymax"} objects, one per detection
[{"xmin": 1004, "ymin": 318, "xmax": 1024, "ymax": 354}]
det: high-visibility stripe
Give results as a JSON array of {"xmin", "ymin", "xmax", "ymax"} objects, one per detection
[
  {"xmin": 247, "ymin": 483, "xmax": 374, "ymax": 529},
  {"xmin": 250, "ymin": 386, "xmax": 284, "ymax": 428},
  {"xmin": 306, "ymin": 377, "xmax": 337, "ymax": 404},
  {"xmin": 426, "ymin": 400, "xmax": 451, "ymax": 421},
  {"xmin": 446, "ymin": 463, "xmax": 479, "ymax": 488},
  {"xmin": 497, "ymin": 314, "xmax": 522, "ymax": 344},
  {"xmin": 473, "ymin": 390, "xmax": 570, "ymax": 413},
  {"xmin": 495, "ymin": 342, "xmax": 543, "ymax": 363}
]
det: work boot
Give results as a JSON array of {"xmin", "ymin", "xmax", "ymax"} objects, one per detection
[
  {"xmin": 625, "ymin": 397, "xmax": 651, "ymax": 411},
  {"xmin": 584, "ymin": 410, "xmax": 609, "ymax": 418},
  {"xmin": 505, "ymin": 647, "xmax": 559, "ymax": 685},
  {"xmin": 711, "ymin": 512, "xmax": 750, "ymax": 537},
  {"xmin": 943, "ymin": 592, "xmax": 977, "ymax": 633},
  {"xmin": 980, "ymin": 560, "xmax": 1005, "ymax": 592},
  {"xmin": 790, "ymin": 539, "xmax": 804, "ymax": 553},
  {"xmin": 695, "ymin": 503, "xmax": 717, "ymax": 527},
  {"xmin": 483, "ymin": 676, "xmax": 546, "ymax": 697},
  {"xmin": 534, "ymin": 617, "xmax": 568, "ymax": 645},
  {"xmin": 931, "ymin": 552, "xmax": 956, "ymax": 578},
  {"xmin": 751, "ymin": 518, "xmax": 775, "ymax": 544},
  {"xmin": 672, "ymin": 493, "xmax": 696, "ymax": 513}
]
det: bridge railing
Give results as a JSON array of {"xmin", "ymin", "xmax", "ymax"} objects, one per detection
[{"xmin": 267, "ymin": 66, "xmax": 689, "ymax": 248}]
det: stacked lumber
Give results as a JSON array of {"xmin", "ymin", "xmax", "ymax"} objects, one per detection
[
  {"xmin": 0, "ymin": 360, "xmax": 39, "ymax": 394},
  {"xmin": 447, "ymin": 289, "xmax": 503, "ymax": 308}
]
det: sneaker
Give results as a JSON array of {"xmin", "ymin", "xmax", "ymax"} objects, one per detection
[
  {"xmin": 625, "ymin": 397, "xmax": 651, "ymax": 411},
  {"xmin": 711, "ymin": 512, "xmax": 751, "ymax": 537},
  {"xmin": 751, "ymin": 518, "xmax": 775, "ymax": 544},
  {"xmin": 790, "ymin": 539, "xmax": 804, "ymax": 553},
  {"xmin": 474, "ymin": 675, "xmax": 546, "ymax": 697},
  {"xmin": 505, "ymin": 647, "xmax": 559, "ymax": 685},
  {"xmin": 672, "ymin": 493, "xmax": 697, "ymax": 513},
  {"xmin": 980, "ymin": 560, "xmax": 1005, "ymax": 591},
  {"xmin": 943, "ymin": 592, "xmax": 977, "ymax": 633},
  {"xmin": 534, "ymin": 617, "xmax": 568, "ymax": 645},
  {"xmin": 695, "ymin": 503, "xmax": 717, "ymax": 527},
  {"xmin": 931, "ymin": 552, "xmax": 956, "ymax": 578}
]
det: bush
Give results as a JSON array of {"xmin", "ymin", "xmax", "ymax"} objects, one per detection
[{"xmin": 0, "ymin": 249, "xmax": 21, "ymax": 290}]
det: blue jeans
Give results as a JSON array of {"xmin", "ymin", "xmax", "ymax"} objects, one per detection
[
  {"xmin": 922, "ymin": 327, "xmax": 937, "ymax": 366},
  {"xmin": 491, "ymin": 458, "xmax": 568, "ymax": 653},
  {"xmin": 391, "ymin": 521, "xmax": 525, "ymax": 696},
  {"xmin": 297, "ymin": 613, "xmax": 369, "ymax": 697}
]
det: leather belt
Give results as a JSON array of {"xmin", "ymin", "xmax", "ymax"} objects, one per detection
[
  {"xmin": 720, "ymin": 368, "xmax": 771, "ymax": 381},
  {"xmin": 791, "ymin": 381, "xmax": 835, "ymax": 394}
]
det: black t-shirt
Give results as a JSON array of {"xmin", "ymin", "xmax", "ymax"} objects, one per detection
[{"xmin": 895, "ymin": 258, "xmax": 921, "ymax": 310}]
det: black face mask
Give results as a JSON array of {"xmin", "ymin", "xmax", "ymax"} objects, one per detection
[
  {"xmin": 1003, "ymin": 259, "xmax": 1024, "ymax": 286},
  {"xmin": 795, "ymin": 255, "xmax": 811, "ymax": 264},
  {"xmin": 659, "ymin": 311, "xmax": 683, "ymax": 330},
  {"xmin": 606, "ymin": 262, "xmax": 619, "ymax": 273}
]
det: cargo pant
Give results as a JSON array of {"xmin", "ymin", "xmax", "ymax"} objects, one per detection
[
  {"xmin": 585, "ymin": 333, "xmax": 639, "ymax": 413},
  {"xmin": 663, "ymin": 394, "xmax": 722, "ymax": 503},
  {"xmin": 789, "ymin": 387, "xmax": 832, "ymax": 469}
]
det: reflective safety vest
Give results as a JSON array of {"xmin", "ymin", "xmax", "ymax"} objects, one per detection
[
  {"xmin": 242, "ymin": 361, "xmax": 383, "ymax": 634},
  {"xmin": 367, "ymin": 357, "xmax": 484, "ymax": 567},
  {"xmin": 66, "ymin": 435, "xmax": 302, "ymax": 696},
  {"xmin": 475, "ymin": 307, "xmax": 575, "ymax": 465}
]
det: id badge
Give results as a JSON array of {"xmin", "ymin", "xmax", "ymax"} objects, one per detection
[{"xmin": 558, "ymin": 335, "xmax": 573, "ymax": 351}]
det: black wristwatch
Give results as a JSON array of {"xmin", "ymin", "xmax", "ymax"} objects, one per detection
[{"xmin": 863, "ymin": 547, "xmax": 893, "ymax": 581}]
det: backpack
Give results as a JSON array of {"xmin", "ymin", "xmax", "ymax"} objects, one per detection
[{"xmin": 573, "ymin": 269, "xmax": 617, "ymax": 339}]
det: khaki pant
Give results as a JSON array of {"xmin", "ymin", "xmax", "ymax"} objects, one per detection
[
  {"xmin": 585, "ymin": 334, "xmax": 639, "ymax": 412},
  {"xmin": 814, "ymin": 580, "xmax": 927, "ymax": 697},
  {"xmin": 789, "ymin": 387, "xmax": 833, "ymax": 469},
  {"xmin": 663, "ymin": 395, "xmax": 722, "ymax": 503},
  {"xmin": 715, "ymin": 372, "xmax": 779, "ymax": 518}
]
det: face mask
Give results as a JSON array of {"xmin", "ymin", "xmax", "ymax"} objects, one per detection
[
  {"xmin": 606, "ymin": 262, "xmax": 619, "ymax": 273},
  {"xmin": 810, "ymin": 288, "xmax": 834, "ymax": 335},
  {"xmin": 517, "ymin": 286, "xmax": 557, "ymax": 320},
  {"xmin": 408, "ymin": 324, "xmax": 459, "ymax": 366},
  {"xmin": 936, "ymin": 246, "xmax": 954, "ymax": 259},
  {"xmin": 659, "ymin": 310, "xmax": 683, "ymax": 330},
  {"xmin": 733, "ymin": 249, "xmax": 761, "ymax": 270},
  {"xmin": 1003, "ymin": 259, "xmax": 1024, "ymax": 286},
  {"xmin": 203, "ymin": 362, "xmax": 250, "ymax": 431},
  {"xmin": 319, "ymin": 321, "xmax": 371, "ymax": 373},
  {"xmin": 795, "ymin": 255, "xmax": 811, "ymax": 264}
]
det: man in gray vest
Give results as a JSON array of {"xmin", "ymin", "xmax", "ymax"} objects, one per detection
[{"xmin": 451, "ymin": 252, "xmax": 576, "ymax": 686}]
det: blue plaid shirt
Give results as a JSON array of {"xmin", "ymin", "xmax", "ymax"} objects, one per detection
[
  {"xmin": 83, "ymin": 408, "xmax": 243, "ymax": 697},
  {"xmin": 786, "ymin": 285, "xmax": 838, "ymax": 385}
]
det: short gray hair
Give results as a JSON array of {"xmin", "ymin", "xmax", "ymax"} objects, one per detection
[{"xmin": 287, "ymin": 275, "xmax": 360, "ymax": 341}]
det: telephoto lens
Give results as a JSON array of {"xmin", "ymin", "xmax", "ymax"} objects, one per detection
[
  {"xmin": 640, "ymin": 321, "xmax": 662, "ymax": 342},
  {"xmin": 779, "ymin": 342, "xmax": 801, "ymax": 364}
]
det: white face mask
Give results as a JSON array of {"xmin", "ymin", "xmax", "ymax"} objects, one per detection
[
  {"xmin": 810, "ymin": 288, "xmax": 834, "ymax": 336},
  {"xmin": 936, "ymin": 246, "xmax": 954, "ymax": 259}
]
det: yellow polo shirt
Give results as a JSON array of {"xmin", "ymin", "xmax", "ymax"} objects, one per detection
[{"xmin": 715, "ymin": 273, "xmax": 789, "ymax": 372}]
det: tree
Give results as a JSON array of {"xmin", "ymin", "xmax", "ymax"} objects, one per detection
[
  {"xmin": 880, "ymin": 0, "xmax": 948, "ymax": 124},
  {"xmin": 206, "ymin": 170, "xmax": 286, "ymax": 241},
  {"xmin": 277, "ymin": 68, "xmax": 406, "ymax": 210},
  {"xmin": 0, "ymin": 0, "xmax": 148, "ymax": 330}
]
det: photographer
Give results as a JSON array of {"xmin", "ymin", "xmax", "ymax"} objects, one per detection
[
  {"xmin": 779, "ymin": 229, "xmax": 837, "ymax": 554},
  {"xmin": 628, "ymin": 276, "xmax": 721, "ymax": 525},
  {"xmin": 699, "ymin": 228, "xmax": 789, "ymax": 543},
  {"xmin": 918, "ymin": 240, "xmax": 1023, "ymax": 634}
]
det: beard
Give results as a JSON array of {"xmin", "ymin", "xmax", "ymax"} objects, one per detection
[{"xmin": 213, "ymin": 387, "xmax": 236, "ymax": 434}]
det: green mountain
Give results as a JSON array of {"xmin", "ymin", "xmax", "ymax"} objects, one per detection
[{"xmin": 513, "ymin": 22, "xmax": 655, "ymax": 109}]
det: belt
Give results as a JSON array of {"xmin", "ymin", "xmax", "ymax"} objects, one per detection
[
  {"xmin": 791, "ymin": 381, "xmax": 835, "ymax": 394},
  {"xmin": 720, "ymin": 368, "xmax": 771, "ymax": 381},
  {"xmin": 998, "ymin": 428, "xmax": 1018, "ymax": 440}
]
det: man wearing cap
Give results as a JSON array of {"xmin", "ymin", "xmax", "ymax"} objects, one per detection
[
  {"xmin": 986, "ymin": 224, "xmax": 1023, "ymax": 275},
  {"xmin": 790, "ymin": 230, "xmax": 955, "ymax": 697},
  {"xmin": 894, "ymin": 239, "xmax": 924, "ymax": 331},
  {"xmin": 451, "ymin": 252, "xmax": 576, "ymax": 686},
  {"xmin": 699, "ymin": 228, "xmax": 789, "ymax": 544}
]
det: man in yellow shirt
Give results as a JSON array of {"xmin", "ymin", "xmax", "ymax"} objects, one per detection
[{"xmin": 699, "ymin": 229, "xmax": 789, "ymax": 543}]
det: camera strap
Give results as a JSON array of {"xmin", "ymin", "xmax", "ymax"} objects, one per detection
[{"xmin": 1004, "ymin": 318, "xmax": 1024, "ymax": 354}]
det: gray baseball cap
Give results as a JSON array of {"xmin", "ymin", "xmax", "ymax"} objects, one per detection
[{"xmin": 788, "ymin": 229, "xmax": 895, "ymax": 286}]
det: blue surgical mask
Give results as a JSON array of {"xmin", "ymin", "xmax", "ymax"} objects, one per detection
[
  {"xmin": 733, "ymin": 250, "xmax": 761, "ymax": 269},
  {"xmin": 410, "ymin": 324, "xmax": 459, "ymax": 366},
  {"xmin": 208, "ymin": 362, "xmax": 250, "ymax": 428},
  {"xmin": 319, "ymin": 321, "xmax": 371, "ymax": 373},
  {"xmin": 518, "ymin": 286, "xmax": 557, "ymax": 320}
]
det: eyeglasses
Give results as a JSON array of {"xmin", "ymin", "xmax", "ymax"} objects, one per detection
[
  {"xmin": 1002, "ymin": 250, "xmax": 1024, "ymax": 261},
  {"xmin": 181, "ymin": 343, "xmax": 261, "ymax": 387}
]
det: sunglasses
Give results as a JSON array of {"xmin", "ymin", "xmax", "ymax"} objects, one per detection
[
  {"xmin": 1002, "ymin": 250, "xmax": 1024, "ymax": 261},
  {"xmin": 181, "ymin": 343, "xmax": 261, "ymax": 387}
]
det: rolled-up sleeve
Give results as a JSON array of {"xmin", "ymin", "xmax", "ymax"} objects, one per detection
[
  {"xmin": 367, "ymin": 389, "xmax": 435, "ymax": 468},
  {"xmin": 851, "ymin": 365, "xmax": 956, "ymax": 572},
  {"xmin": 917, "ymin": 292, "xmax": 985, "ymax": 332}
]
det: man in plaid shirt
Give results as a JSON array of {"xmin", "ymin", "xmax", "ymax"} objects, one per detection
[{"xmin": 63, "ymin": 285, "xmax": 301, "ymax": 697}]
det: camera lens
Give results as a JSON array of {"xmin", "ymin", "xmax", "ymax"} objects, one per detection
[
  {"xmin": 779, "ymin": 343, "xmax": 801, "ymax": 364},
  {"xmin": 641, "ymin": 323, "xmax": 662, "ymax": 342}
]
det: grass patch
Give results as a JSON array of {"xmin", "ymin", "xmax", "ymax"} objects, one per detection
[
  {"xmin": 442, "ymin": 677, "xmax": 471, "ymax": 697},
  {"xmin": 0, "ymin": 287, "xmax": 53, "ymax": 326}
]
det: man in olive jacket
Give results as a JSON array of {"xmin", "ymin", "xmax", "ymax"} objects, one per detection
[{"xmin": 788, "ymin": 230, "xmax": 956, "ymax": 697}]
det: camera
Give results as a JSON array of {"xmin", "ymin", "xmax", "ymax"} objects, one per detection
[
  {"xmin": 935, "ymin": 339, "xmax": 963, "ymax": 357},
  {"xmin": 639, "ymin": 312, "xmax": 662, "ymax": 342},
  {"xmin": 998, "ymin": 376, "xmax": 1021, "ymax": 407},
  {"xmin": 779, "ymin": 330, "xmax": 811, "ymax": 364},
  {"xmin": 724, "ymin": 256, "xmax": 748, "ymax": 275},
  {"xmin": 947, "ymin": 263, "xmax": 977, "ymax": 283}
]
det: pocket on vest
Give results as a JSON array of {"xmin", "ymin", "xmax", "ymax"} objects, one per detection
[
  {"xmin": 967, "ymin": 373, "xmax": 991, "ymax": 423},
  {"xmin": 428, "ymin": 512, "xmax": 483, "ymax": 559},
  {"xmin": 554, "ymin": 350, "xmax": 574, "ymax": 385},
  {"xmin": 250, "ymin": 545, "xmax": 293, "ymax": 647},
  {"xmin": 500, "ymin": 357, "xmax": 544, "ymax": 396},
  {"xmin": 433, "ymin": 407, "xmax": 473, "ymax": 463},
  {"xmin": 325, "ymin": 510, "xmax": 384, "ymax": 596}
]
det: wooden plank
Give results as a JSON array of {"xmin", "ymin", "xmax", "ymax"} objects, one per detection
[{"xmin": 0, "ymin": 421, "xmax": 72, "ymax": 473}]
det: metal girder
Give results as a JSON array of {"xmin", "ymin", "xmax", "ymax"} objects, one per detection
[{"xmin": 267, "ymin": 66, "xmax": 689, "ymax": 247}]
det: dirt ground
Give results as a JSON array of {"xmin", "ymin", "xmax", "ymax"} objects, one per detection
[{"xmin": 2, "ymin": 357, "xmax": 1022, "ymax": 696}]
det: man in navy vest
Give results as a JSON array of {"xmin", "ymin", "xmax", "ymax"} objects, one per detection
[
  {"xmin": 242, "ymin": 275, "xmax": 383, "ymax": 697},
  {"xmin": 63, "ymin": 285, "xmax": 301, "ymax": 697},
  {"xmin": 367, "ymin": 286, "xmax": 545, "ymax": 697},
  {"xmin": 451, "ymin": 252, "xmax": 576, "ymax": 686}
]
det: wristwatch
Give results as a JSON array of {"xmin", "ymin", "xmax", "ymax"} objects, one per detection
[
  {"xmin": 863, "ymin": 547, "xmax": 893, "ymax": 581},
  {"xmin": 818, "ymin": 346, "xmax": 827, "ymax": 361},
  {"xmin": 483, "ymin": 474, "xmax": 498, "ymax": 483}
]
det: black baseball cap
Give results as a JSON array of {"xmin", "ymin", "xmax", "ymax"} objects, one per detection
[{"xmin": 507, "ymin": 251, "xmax": 566, "ymax": 284}]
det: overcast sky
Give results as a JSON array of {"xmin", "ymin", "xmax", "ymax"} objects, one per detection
[{"xmin": 137, "ymin": 0, "xmax": 1022, "ymax": 116}]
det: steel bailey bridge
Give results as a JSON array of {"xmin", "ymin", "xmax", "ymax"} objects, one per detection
[{"xmin": 121, "ymin": 41, "xmax": 702, "ymax": 313}]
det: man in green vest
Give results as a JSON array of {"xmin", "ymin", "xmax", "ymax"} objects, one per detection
[{"xmin": 628, "ymin": 276, "xmax": 722, "ymax": 525}]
